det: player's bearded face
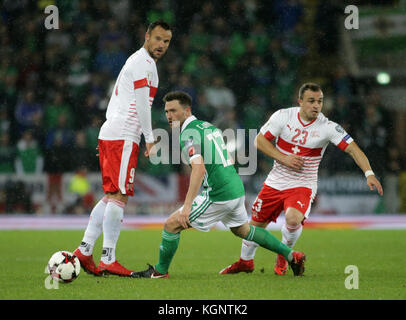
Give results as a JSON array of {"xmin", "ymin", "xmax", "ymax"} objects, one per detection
[
  {"xmin": 298, "ymin": 90, "xmax": 323, "ymax": 121},
  {"xmin": 145, "ymin": 26, "xmax": 172, "ymax": 60},
  {"xmin": 165, "ymin": 101, "xmax": 190, "ymax": 129}
]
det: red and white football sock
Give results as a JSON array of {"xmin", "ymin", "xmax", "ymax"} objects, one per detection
[
  {"xmin": 240, "ymin": 239, "xmax": 259, "ymax": 261},
  {"xmin": 79, "ymin": 196, "xmax": 108, "ymax": 256},
  {"xmin": 101, "ymin": 199, "xmax": 125, "ymax": 265}
]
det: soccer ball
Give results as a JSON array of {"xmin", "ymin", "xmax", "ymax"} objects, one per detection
[{"xmin": 47, "ymin": 251, "xmax": 80, "ymax": 283}]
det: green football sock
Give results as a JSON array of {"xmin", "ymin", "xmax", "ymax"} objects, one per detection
[
  {"xmin": 155, "ymin": 230, "xmax": 180, "ymax": 275},
  {"xmin": 245, "ymin": 225, "xmax": 292, "ymax": 261}
]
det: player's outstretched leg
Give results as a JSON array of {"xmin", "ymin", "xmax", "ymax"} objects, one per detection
[
  {"xmin": 228, "ymin": 224, "xmax": 306, "ymax": 276},
  {"xmin": 131, "ymin": 263, "xmax": 169, "ymax": 279},
  {"xmin": 97, "ymin": 198, "xmax": 134, "ymax": 277},
  {"xmin": 73, "ymin": 196, "xmax": 109, "ymax": 276},
  {"xmin": 132, "ymin": 229, "xmax": 180, "ymax": 279},
  {"xmin": 219, "ymin": 239, "xmax": 257, "ymax": 274}
]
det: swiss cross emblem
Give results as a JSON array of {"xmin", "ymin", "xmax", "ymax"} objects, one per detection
[{"xmin": 292, "ymin": 145, "xmax": 301, "ymax": 154}]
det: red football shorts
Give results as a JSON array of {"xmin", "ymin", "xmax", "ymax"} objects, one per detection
[
  {"xmin": 251, "ymin": 184, "xmax": 313, "ymax": 223},
  {"xmin": 98, "ymin": 139, "xmax": 139, "ymax": 196}
]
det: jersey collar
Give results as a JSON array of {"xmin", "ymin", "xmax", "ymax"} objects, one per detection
[
  {"xmin": 181, "ymin": 115, "xmax": 197, "ymax": 132},
  {"xmin": 297, "ymin": 112, "xmax": 318, "ymax": 127},
  {"xmin": 141, "ymin": 47, "xmax": 156, "ymax": 63}
]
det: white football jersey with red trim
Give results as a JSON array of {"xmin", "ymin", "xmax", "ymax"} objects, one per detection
[
  {"xmin": 99, "ymin": 47, "xmax": 158, "ymax": 144},
  {"xmin": 260, "ymin": 107, "xmax": 353, "ymax": 194}
]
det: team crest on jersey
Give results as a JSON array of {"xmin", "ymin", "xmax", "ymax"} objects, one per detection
[
  {"xmin": 146, "ymin": 71, "xmax": 153, "ymax": 85},
  {"xmin": 186, "ymin": 138, "xmax": 194, "ymax": 147},
  {"xmin": 310, "ymin": 130, "xmax": 320, "ymax": 138},
  {"xmin": 335, "ymin": 124, "xmax": 345, "ymax": 133}
]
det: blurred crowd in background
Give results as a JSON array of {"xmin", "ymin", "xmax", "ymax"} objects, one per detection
[{"xmin": 0, "ymin": 0, "xmax": 405, "ymax": 213}]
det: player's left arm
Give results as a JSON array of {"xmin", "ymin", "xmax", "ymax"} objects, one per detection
[
  {"xmin": 344, "ymin": 141, "xmax": 384, "ymax": 196},
  {"xmin": 178, "ymin": 155, "xmax": 206, "ymax": 229}
]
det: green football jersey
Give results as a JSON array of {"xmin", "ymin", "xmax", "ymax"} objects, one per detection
[{"xmin": 179, "ymin": 116, "xmax": 245, "ymax": 202}]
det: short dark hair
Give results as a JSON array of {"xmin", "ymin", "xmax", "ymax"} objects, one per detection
[
  {"xmin": 298, "ymin": 83, "xmax": 322, "ymax": 99},
  {"xmin": 147, "ymin": 20, "xmax": 172, "ymax": 34},
  {"xmin": 163, "ymin": 91, "xmax": 192, "ymax": 108}
]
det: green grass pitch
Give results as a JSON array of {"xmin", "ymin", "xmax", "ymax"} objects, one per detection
[{"xmin": 1, "ymin": 229, "xmax": 405, "ymax": 300}]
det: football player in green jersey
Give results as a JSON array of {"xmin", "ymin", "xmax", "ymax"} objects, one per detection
[{"xmin": 132, "ymin": 91, "xmax": 306, "ymax": 278}]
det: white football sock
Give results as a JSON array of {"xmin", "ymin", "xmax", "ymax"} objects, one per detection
[
  {"xmin": 240, "ymin": 239, "xmax": 259, "ymax": 261},
  {"xmin": 80, "ymin": 196, "xmax": 108, "ymax": 256},
  {"xmin": 281, "ymin": 223, "xmax": 303, "ymax": 248},
  {"xmin": 101, "ymin": 199, "xmax": 125, "ymax": 264}
]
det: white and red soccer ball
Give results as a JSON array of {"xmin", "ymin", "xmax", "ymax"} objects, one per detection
[{"xmin": 47, "ymin": 251, "xmax": 81, "ymax": 283}]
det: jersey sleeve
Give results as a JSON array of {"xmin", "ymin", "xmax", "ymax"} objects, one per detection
[
  {"xmin": 260, "ymin": 109, "xmax": 288, "ymax": 141},
  {"xmin": 180, "ymin": 128, "xmax": 202, "ymax": 164},
  {"xmin": 326, "ymin": 121, "xmax": 354, "ymax": 151},
  {"xmin": 131, "ymin": 59, "xmax": 152, "ymax": 90}
]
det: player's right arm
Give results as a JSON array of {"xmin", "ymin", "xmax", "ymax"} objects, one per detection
[
  {"xmin": 178, "ymin": 155, "xmax": 206, "ymax": 229},
  {"xmin": 130, "ymin": 60, "xmax": 156, "ymax": 156},
  {"xmin": 256, "ymin": 109, "xmax": 304, "ymax": 170},
  {"xmin": 255, "ymin": 133, "xmax": 304, "ymax": 170}
]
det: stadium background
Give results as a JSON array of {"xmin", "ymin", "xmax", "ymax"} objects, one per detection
[{"xmin": 0, "ymin": 0, "xmax": 405, "ymax": 224}]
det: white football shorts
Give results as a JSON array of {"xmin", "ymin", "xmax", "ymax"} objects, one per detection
[{"xmin": 179, "ymin": 194, "xmax": 248, "ymax": 232}]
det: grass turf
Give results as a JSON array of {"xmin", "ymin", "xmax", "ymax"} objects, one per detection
[{"xmin": 0, "ymin": 229, "xmax": 405, "ymax": 300}]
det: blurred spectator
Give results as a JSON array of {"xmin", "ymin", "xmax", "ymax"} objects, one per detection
[
  {"xmin": 0, "ymin": 132, "xmax": 16, "ymax": 173},
  {"xmin": 357, "ymin": 92, "xmax": 390, "ymax": 176},
  {"xmin": 68, "ymin": 52, "xmax": 91, "ymax": 100},
  {"xmin": 188, "ymin": 23, "xmax": 211, "ymax": 54},
  {"xmin": 227, "ymin": 0, "xmax": 249, "ymax": 32},
  {"xmin": 248, "ymin": 22, "xmax": 269, "ymax": 55},
  {"xmin": 315, "ymin": 0, "xmax": 341, "ymax": 55},
  {"xmin": 172, "ymin": 73, "xmax": 198, "ymax": 104},
  {"xmin": 43, "ymin": 92, "xmax": 74, "ymax": 130},
  {"xmin": 247, "ymin": 55, "xmax": 272, "ymax": 96},
  {"xmin": 14, "ymin": 90, "xmax": 43, "ymax": 135},
  {"xmin": 332, "ymin": 66, "xmax": 355, "ymax": 98},
  {"xmin": 241, "ymin": 96, "xmax": 267, "ymax": 130},
  {"xmin": 191, "ymin": 2, "xmax": 215, "ymax": 32},
  {"xmin": 147, "ymin": 0, "xmax": 175, "ymax": 25},
  {"xmin": 4, "ymin": 179, "xmax": 33, "ymax": 213},
  {"xmin": 273, "ymin": 0, "xmax": 304, "ymax": 33},
  {"xmin": 44, "ymin": 113, "xmax": 75, "ymax": 150},
  {"xmin": 186, "ymin": 54, "xmax": 216, "ymax": 87},
  {"xmin": 204, "ymin": 76, "xmax": 236, "ymax": 117},
  {"xmin": 85, "ymin": 116, "xmax": 103, "ymax": 167},
  {"xmin": 15, "ymin": 130, "xmax": 43, "ymax": 175},
  {"xmin": 214, "ymin": 109, "xmax": 242, "ymax": 133},
  {"xmin": 70, "ymin": 130, "xmax": 97, "ymax": 171},
  {"xmin": 66, "ymin": 166, "xmax": 95, "ymax": 214},
  {"xmin": 0, "ymin": 104, "xmax": 10, "ymax": 133},
  {"xmin": 272, "ymin": 58, "xmax": 296, "ymax": 106},
  {"xmin": 194, "ymin": 91, "xmax": 215, "ymax": 122}
]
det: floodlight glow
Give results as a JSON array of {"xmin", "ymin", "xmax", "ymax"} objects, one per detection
[{"xmin": 376, "ymin": 72, "xmax": 390, "ymax": 85}]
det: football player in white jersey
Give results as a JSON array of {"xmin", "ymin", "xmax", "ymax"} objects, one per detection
[
  {"xmin": 220, "ymin": 82, "xmax": 383, "ymax": 276},
  {"xmin": 73, "ymin": 21, "xmax": 172, "ymax": 277}
]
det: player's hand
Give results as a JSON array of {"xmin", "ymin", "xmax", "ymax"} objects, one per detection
[
  {"xmin": 144, "ymin": 142, "xmax": 157, "ymax": 158},
  {"xmin": 178, "ymin": 206, "xmax": 191, "ymax": 229},
  {"xmin": 282, "ymin": 154, "xmax": 304, "ymax": 171},
  {"xmin": 367, "ymin": 175, "xmax": 384, "ymax": 196}
]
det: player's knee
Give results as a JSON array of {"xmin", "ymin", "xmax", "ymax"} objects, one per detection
[
  {"xmin": 164, "ymin": 213, "xmax": 182, "ymax": 233},
  {"xmin": 285, "ymin": 210, "xmax": 302, "ymax": 227},
  {"xmin": 230, "ymin": 223, "xmax": 250, "ymax": 239},
  {"xmin": 106, "ymin": 192, "xmax": 128, "ymax": 204}
]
